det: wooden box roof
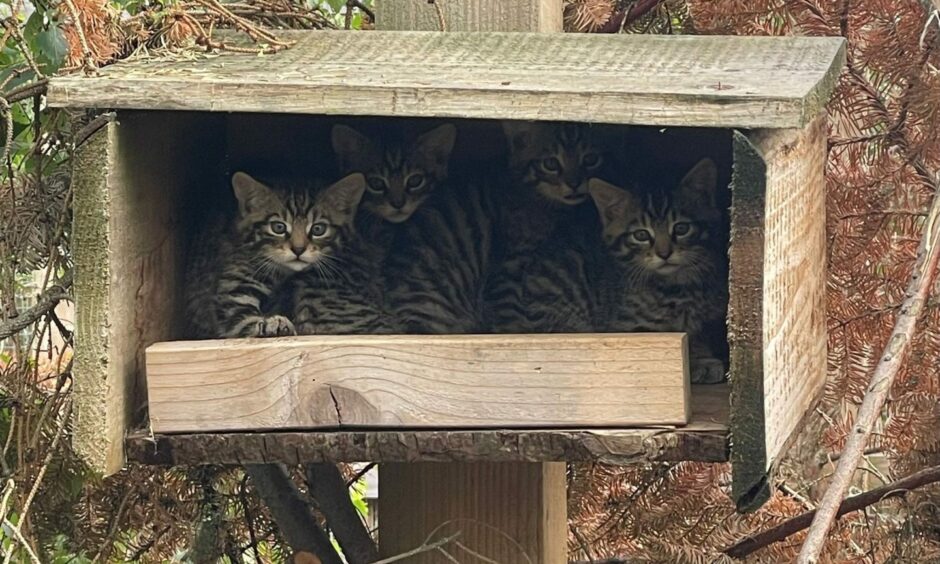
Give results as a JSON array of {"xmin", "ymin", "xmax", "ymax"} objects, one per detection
[{"xmin": 48, "ymin": 31, "xmax": 845, "ymax": 128}]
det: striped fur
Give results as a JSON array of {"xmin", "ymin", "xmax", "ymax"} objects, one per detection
[
  {"xmin": 385, "ymin": 180, "xmax": 500, "ymax": 334},
  {"xmin": 332, "ymin": 123, "xmax": 457, "ymax": 224},
  {"xmin": 184, "ymin": 172, "xmax": 365, "ymax": 339},
  {"xmin": 486, "ymin": 159, "xmax": 728, "ymax": 383},
  {"xmin": 498, "ymin": 121, "xmax": 608, "ymax": 254}
]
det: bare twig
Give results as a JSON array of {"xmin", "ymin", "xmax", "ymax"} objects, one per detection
[
  {"xmin": 73, "ymin": 113, "xmax": 116, "ymax": 151},
  {"xmin": 428, "ymin": 0, "xmax": 447, "ymax": 31},
  {"xmin": 60, "ymin": 0, "xmax": 97, "ymax": 72},
  {"xmin": 345, "ymin": 462, "xmax": 376, "ymax": 488},
  {"xmin": 370, "ymin": 532, "xmax": 462, "ymax": 564},
  {"xmin": 348, "ymin": 0, "xmax": 375, "ymax": 23},
  {"xmin": 0, "ymin": 98, "xmax": 12, "ymax": 172},
  {"xmin": 0, "ymin": 271, "xmax": 72, "ymax": 341},
  {"xmin": 797, "ymin": 178, "xmax": 940, "ymax": 563},
  {"xmin": 2, "ymin": 79, "xmax": 49, "ymax": 105},
  {"xmin": 1, "ymin": 401, "xmax": 71, "ymax": 564},
  {"xmin": 304, "ymin": 463, "xmax": 378, "ymax": 563},
  {"xmin": 598, "ymin": 0, "xmax": 666, "ymax": 33},
  {"xmin": 726, "ymin": 464, "xmax": 940, "ymax": 558}
]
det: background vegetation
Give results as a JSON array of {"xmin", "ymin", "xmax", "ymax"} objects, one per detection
[{"xmin": 1, "ymin": 0, "xmax": 938, "ymax": 562}]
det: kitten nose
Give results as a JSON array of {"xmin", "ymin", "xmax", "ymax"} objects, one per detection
[
  {"xmin": 390, "ymin": 199, "xmax": 406, "ymax": 210},
  {"xmin": 564, "ymin": 173, "xmax": 584, "ymax": 191},
  {"xmin": 655, "ymin": 248, "xmax": 672, "ymax": 260},
  {"xmin": 291, "ymin": 244, "xmax": 306, "ymax": 256}
]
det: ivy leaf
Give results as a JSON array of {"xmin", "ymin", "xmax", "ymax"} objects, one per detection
[
  {"xmin": 34, "ymin": 25, "xmax": 68, "ymax": 72},
  {"xmin": 23, "ymin": 11, "xmax": 67, "ymax": 73}
]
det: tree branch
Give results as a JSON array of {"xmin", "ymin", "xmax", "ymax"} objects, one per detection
[
  {"xmin": 2, "ymin": 79, "xmax": 48, "ymax": 106},
  {"xmin": 598, "ymin": 0, "xmax": 665, "ymax": 33},
  {"xmin": 796, "ymin": 178, "xmax": 940, "ymax": 563},
  {"xmin": 304, "ymin": 463, "xmax": 378, "ymax": 564},
  {"xmin": 0, "ymin": 271, "xmax": 72, "ymax": 341},
  {"xmin": 245, "ymin": 464, "xmax": 342, "ymax": 564},
  {"xmin": 726, "ymin": 464, "xmax": 940, "ymax": 559}
]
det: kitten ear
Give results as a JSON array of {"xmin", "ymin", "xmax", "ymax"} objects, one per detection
[
  {"xmin": 320, "ymin": 173, "xmax": 367, "ymax": 219},
  {"xmin": 411, "ymin": 123, "xmax": 457, "ymax": 174},
  {"xmin": 502, "ymin": 121, "xmax": 536, "ymax": 151},
  {"xmin": 331, "ymin": 125, "xmax": 375, "ymax": 173},
  {"xmin": 588, "ymin": 178, "xmax": 634, "ymax": 228},
  {"xmin": 231, "ymin": 172, "xmax": 276, "ymax": 216},
  {"xmin": 679, "ymin": 158, "xmax": 718, "ymax": 206}
]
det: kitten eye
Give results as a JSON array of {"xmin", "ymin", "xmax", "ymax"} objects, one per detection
[
  {"xmin": 582, "ymin": 153, "xmax": 600, "ymax": 168},
  {"xmin": 673, "ymin": 222, "xmax": 691, "ymax": 237},
  {"xmin": 269, "ymin": 220, "xmax": 288, "ymax": 235},
  {"xmin": 405, "ymin": 173, "xmax": 426, "ymax": 192},
  {"xmin": 631, "ymin": 229, "xmax": 652, "ymax": 243},
  {"xmin": 541, "ymin": 157, "xmax": 562, "ymax": 173},
  {"xmin": 367, "ymin": 177, "xmax": 387, "ymax": 193},
  {"xmin": 310, "ymin": 222, "xmax": 329, "ymax": 238}
]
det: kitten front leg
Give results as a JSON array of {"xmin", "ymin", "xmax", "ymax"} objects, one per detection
[
  {"xmin": 689, "ymin": 336, "xmax": 726, "ymax": 385},
  {"xmin": 217, "ymin": 269, "xmax": 296, "ymax": 338}
]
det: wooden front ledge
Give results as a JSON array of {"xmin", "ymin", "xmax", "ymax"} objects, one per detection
[{"xmin": 127, "ymin": 385, "xmax": 730, "ymax": 466}]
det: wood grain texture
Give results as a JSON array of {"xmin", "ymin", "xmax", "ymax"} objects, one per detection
[
  {"xmin": 72, "ymin": 121, "xmax": 117, "ymax": 473},
  {"xmin": 47, "ymin": 31, "xmax": 846, "ymax": 129},
  {"xmin": 126, "ymin": 385, "xmax": 730, "ymax": 465},
  {"xmin": 379, "ymin": 463, "xmax": 566, "ymax": 563},
  {"xmin": 729, "ymin": 116, "xmax": 829, "ymax": 512},
  {"xmin": 728, "ymin": 130, "xmax": 769, "ymax": 511},
  {"xmin": 71, "ymin": 112, "xmax": 224, "ymax": 474},
  {"xmin": 375, "ymin": 0, "xmax": 562, "ymax": 32},
  {"xmin": 145, "ymin": 333, "xmax": 690, "ymax": 433}
]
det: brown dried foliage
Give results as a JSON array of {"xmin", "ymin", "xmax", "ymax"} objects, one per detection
[{"xmin": 566, "ymin": 0, "xmax": 940, "ymax": 561}]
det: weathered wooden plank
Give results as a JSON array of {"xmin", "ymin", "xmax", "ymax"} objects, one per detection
[
  {"xmin": 379, "ymin": 462, "xmax": 566, "ymax": 563},
  {"xmin": 145, "ymin": 333, "xmax": 690, "ymax": 433},
  {"xmin": 375, "ymin": 0, "xmax": 562, "ymax": 32},
  {"xmin": 72, "ymin": 119, "xmax": 118, "ymax": 473},
  {"xmin": 730, "ymin": 116, "xmax": 829, "ymax": 512},
  {"xmin": 126, "ymin": 385, "xmax": 729, "ymax": 465},
  {"xmin": 48, "ymin": 32, "xmax": 846, "ymax": 129},
  {"xmin": 70, "ymin": 112, "xmax": 225, "ymax": 474}
]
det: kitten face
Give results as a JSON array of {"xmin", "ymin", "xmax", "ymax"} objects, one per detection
[
  {"xmin": 503, "ymin": 122, "xmax": 604, "ymax": 205},
  {"xmin": 332, "ymin": 124, "xmax": 457, "ymax": 223},
  {"xmin": 589, "ymin": 159, "xmax": 721, "ymax": 282},
  {"xmin": 231, "ymin": 172, "xmax": 366, "ymax": 273}
]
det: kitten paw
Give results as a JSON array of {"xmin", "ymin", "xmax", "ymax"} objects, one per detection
[
  {"xmin": 257, "ymin": 315, "xmax": 296, "ymax": 337},
  {"xmin": 691, "ymin": 358, "xmax": 726, "ymax": 384}
]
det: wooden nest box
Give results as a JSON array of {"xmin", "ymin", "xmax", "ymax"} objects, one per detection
[{"xmin": 50, "ymin": 22, "xmax": 844, "ymax": 534}]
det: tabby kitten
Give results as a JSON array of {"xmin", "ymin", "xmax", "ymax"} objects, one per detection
[
  {"xmin": 184, "ymin": 171, "xmax": 366, "ymax": 339},
  {"xmin": 498, "ymin": 121, "xmax": 607, "ymax": 252},
  {"xmin": 331, "ymin": 123, "xmax": 457, "ymax": 224},
  {"xmin": 289, "ymin": 124, "xmax": 460, "ymax": 336},
  {"xmin": 591, "ymin": 158, "xmax": 728, "ymax": 383},
  {"xmin": 486, "ymin": 159, "xmax": 728, "ymax": 384}
]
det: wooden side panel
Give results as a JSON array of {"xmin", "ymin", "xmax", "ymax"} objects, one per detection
[
  {"xmin": 729, "ymin": 131, "xmax": 769, "ymax": 511},
  {"xmin": 378, "ymin": 462, "xmax": 567, "ymax": 563},
  {"xmin": 145, "ymin": 333, "xmax": 690, "ymax": 433},
  {"xmin": 47, "ymin": 32, "xmax": 846, "ymax": 129},
  {"xmin": 755, "ymin": 117, "xmax": 829, "ymax": 465},
  {"xmin": 72, "ymin": 121, "xmax": 118, "ymax": 473},
  {"xmin": 729, "ymin": 116, "xmax": 828, "ymax": 511},
  {"xmin": 375, "ymin": 0, "xmax": 562, "ymax": 32},
  {"xmin": 71, "ymin": 112, "xmax": 224, "ymax": 474}
]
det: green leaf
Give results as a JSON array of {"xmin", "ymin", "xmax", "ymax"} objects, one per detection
[
  {"xmin": 34, "ymin": 25, "xmax": 68, "ymax": 72},
  {"xmin": 22, "ymin": 10, "xmax": 67, "ymax": 73}
]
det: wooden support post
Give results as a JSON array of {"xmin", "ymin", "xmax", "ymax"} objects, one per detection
[
  {"xmin": 378, "ymin": 463, "xmax": 567, "ymax": 563},
  {"xmin": 372, "ymin": 2, "xmax": 567, "ymax": 559}
]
